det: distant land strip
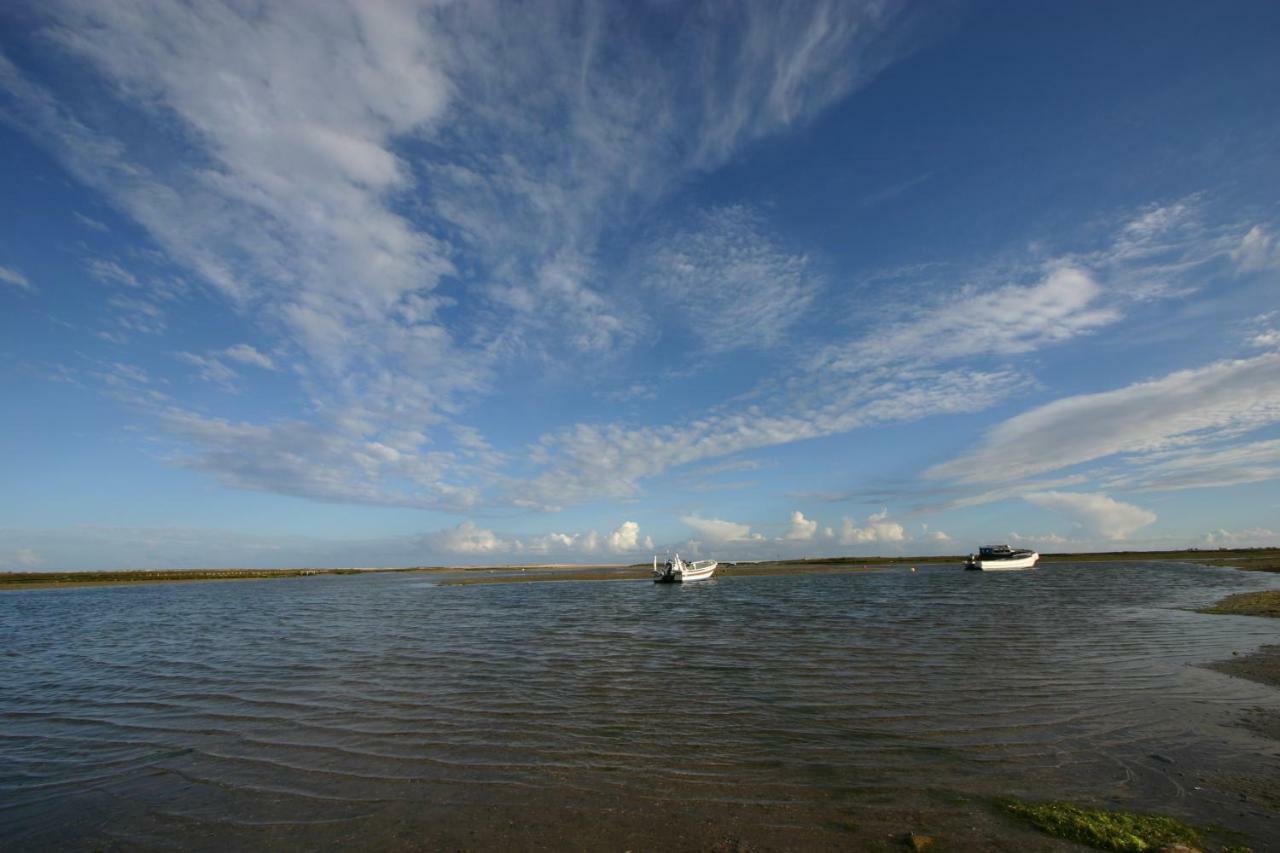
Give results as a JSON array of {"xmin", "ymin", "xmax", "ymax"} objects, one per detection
[
  {"xmin": 3, "ymin": 548, "xmax": 1277, "ymax": 591},
  {"xmin": 0, "ymin": 566, "xmax": 433, "ymax": 590}
]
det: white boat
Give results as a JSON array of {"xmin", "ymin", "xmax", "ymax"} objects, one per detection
[
  {"xmin": 964, "ymin": 545, "xmax": 1039, "ymax": 571},
  {"xmin": 653, "ymin": 554, "xmax": 717, "ymax": 583}
]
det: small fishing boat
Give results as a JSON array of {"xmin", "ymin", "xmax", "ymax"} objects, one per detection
[
  {"xmin": 653, "ymin": 554, "xmax": 717, "ymax": 583},
  {"xmin": 964, "ymin": 545, "xmax": 1039, "ymax": 571}
]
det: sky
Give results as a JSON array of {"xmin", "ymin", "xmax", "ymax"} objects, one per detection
[{"xmin": 2, "ymin": 0, "xmax": 1279, "ymax": 570}]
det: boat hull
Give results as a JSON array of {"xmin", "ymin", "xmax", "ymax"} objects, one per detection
[
  {"xmin": 653, "ymin": 561, "xmax": 717, "ymax": 583},
  {"xmin": 965, "ymin": 552, "xmax": 1038, "ymax": 571}
]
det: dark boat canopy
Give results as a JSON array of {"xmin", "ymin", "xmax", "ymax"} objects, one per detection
[{"xmin": 978, "ymin": 544, "xmax": 1033, "ymax": 558}]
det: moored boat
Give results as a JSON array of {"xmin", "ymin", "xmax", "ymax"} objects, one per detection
[
  {"xmin": 653, "ymin": 554, "xmax": 717, "ymax": 583},
  {"xmin": 964, "ymin": 545, "xmax": 1038, "ymax": 571}
]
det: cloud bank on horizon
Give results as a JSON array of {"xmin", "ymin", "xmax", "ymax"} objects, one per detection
[{"xmin": 1, "ymin": 0, "xmax": 1279, "ymax": 569}]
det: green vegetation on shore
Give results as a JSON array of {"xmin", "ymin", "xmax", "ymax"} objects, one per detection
[
  {"xmin": 1040, "ymin": 548, "xmax": 1280, "ymax": 572},
  {"xmin": 1001, "ymin": 800, "xmax": 1201, "ymax": 852},
  {"xmin": 1200, "ymin": 591, "xmax": 1280, "ymax": 618}
]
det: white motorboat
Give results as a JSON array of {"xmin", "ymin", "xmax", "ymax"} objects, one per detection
[
  {"xmin": 964, "ymin": 545, "xmax": 1039, "ymax": 571},
  {"xmin": 653, "ymin": 554, "xmax": 717, "ymax": 583}
]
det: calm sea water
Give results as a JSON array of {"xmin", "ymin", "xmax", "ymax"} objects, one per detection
[{"xmin": 3, "ymin": 562, "xmax": 1280, "ymax": 850}]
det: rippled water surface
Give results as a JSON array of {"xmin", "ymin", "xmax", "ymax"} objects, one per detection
[{"xmin": 4, "ymin": 562, "xmax": 1280, "ymax": 850}]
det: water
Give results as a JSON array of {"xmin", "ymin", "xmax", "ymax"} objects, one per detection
[{"xmin": 3, "ymin": 562, "xmax": 1280, "ymax": 850}]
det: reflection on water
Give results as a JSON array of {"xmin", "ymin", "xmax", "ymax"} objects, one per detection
[{"xmin": 3, "ymin": 562, "xmax": 1280, "ymax": 849}]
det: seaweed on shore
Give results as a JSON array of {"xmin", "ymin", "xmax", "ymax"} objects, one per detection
[{"xmin": 1001, "ymin": 800, "xmax": 1200, "ymax": 852}]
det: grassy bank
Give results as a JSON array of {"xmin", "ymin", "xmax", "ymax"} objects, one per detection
[{"xmin": 1201, "ymin": 591, "xmax": 1280, "ymax": 617}]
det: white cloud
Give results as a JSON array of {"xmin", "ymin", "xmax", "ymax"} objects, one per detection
[
  {"xmin": 7, "ymin": 548, "xmax": 42, "ymax": 569},
  {"xmin": 1113, "ymin": 438, "xmax": 1280, "ymax": 493},
  {"xmin": 429, "ymin": 521, "xmax": 506, "ymax": 555},
  {"xmin": 0, "ymin": 264, "xmax": 32, "ymax": 291},
  {"xmin": 430, "ymin": 519, "xmax": 649, "ymax": 559},
  {"xmin": 177, "ymin": 345, "xmax": 273, "ymax": 390},
  {"xmin": 785, "ymin": 510, "xmax": 818, "ymax": 540},
  {"xmin": 1253, "ymin": 330, "xmax": 1280, "ymax": 349},
  {"xmin": 1009, "ymin": 531, "xmax": 1068, "ymax": 547},
  {"xmin": 682, "ymin": 515, "xmax": 752, "ymax": 542},
  {"xmin": 87, "ymin": 258, "xmax": 141, "ymax": 288},
  {"xmin": 179, "ymin": 343, "xmax": 276, "ymax": 389},
  {"xmin": 74, "ymin": 211, "xmax": 109, "ymax": 231},
  {"xmin": 1024, "ymin": 491, "xmax": 1156, "ymax": 540},
  {"xmin": 1, "ymin": 1, "xmax": 923, "ymax": 512},
  {"xmin": 929, "ymin": 350, "xmax": 1280, "ymax": 486},
  {"xmin": 223, "ymin": 344, "xmax": 275, "ymax": 370},
  {"xmin": 818, "ymin": 265, "xmax": 1119, "ymax": 372},
  {"xmin": 178, "ymin": 352, "xmax": 239, "ymax": 389},
  {"xmin": 606, "ymin": 521, "xmax": 642, "ymax": 553},
  {"xmin": 158, "ymin": 406, "xmax": 485, "ymax": 511},
  {"xmin": 839, "ymin": 508, "xmax": 905, "ymax": 544},
  {"xmin": 639, "ymin": 206, "xmax": 819, "ymax": 352},
  {"xmin": 519, "ymin": 366, "xmax": 1025, "ymax": 508},
  {"xmin": 1232, "ymin": 225, "xmax": 1280, "ymax": 272},
  {"xmin": 1203, "ymin": 527, "xmax": 1280, "ymax": 547},
  {"xmin": 510, "ymin": 198, "xmax": 1241, "ymax": 511}
]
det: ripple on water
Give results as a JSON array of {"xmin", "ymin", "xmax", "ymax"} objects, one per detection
[{"xmin": 2, "ymin": 562, "xmax": 1280, "ymax": 848}]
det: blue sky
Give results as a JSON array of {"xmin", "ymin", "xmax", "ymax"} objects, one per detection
[{"xmin": 2, "ymin": 0, "xmax": 1279, "ymax": 570}]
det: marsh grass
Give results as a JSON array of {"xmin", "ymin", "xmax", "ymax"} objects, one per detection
[
  {"xmin": 1199, "ymin": 590, "xmax": 1280, "ymax": 617},
  {"xmin": 1001, "ymin": 800, "xmax": 1200, "ymax": 852}
]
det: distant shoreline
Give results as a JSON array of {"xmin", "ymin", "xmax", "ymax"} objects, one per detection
[{"xmin": 3, "ymin": 547, "xmax": 1276, "ymax": 591}]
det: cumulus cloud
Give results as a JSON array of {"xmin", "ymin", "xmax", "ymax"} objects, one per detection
[
  {"xmin": 839, "ymin": 508, "xmax": 905, "ymax": 544},
  {"xmin": 1024, "ymin": 491, "xmax": 1156, "ymax": 540},
  {"xmin": 785, "ymin": 510, "xmax": 818, "ymax": 540},
  {"xmin": 0, "ymin": 264, "xmax": 32, "ymax": 291},
  {"xmin": 427, "ymin": 519, "xmax": 651, "ymax": 559},
  {"xmin": 429, "ymin": 521, "xmax": 505, "ymax": 554},
  {"xmin": 606, "ymin": 521, "xmax": 642, "ymax": 552},
  {"xmin": 1203, "ymin": 527, "xmax": 1279, "ymax": 547}
]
